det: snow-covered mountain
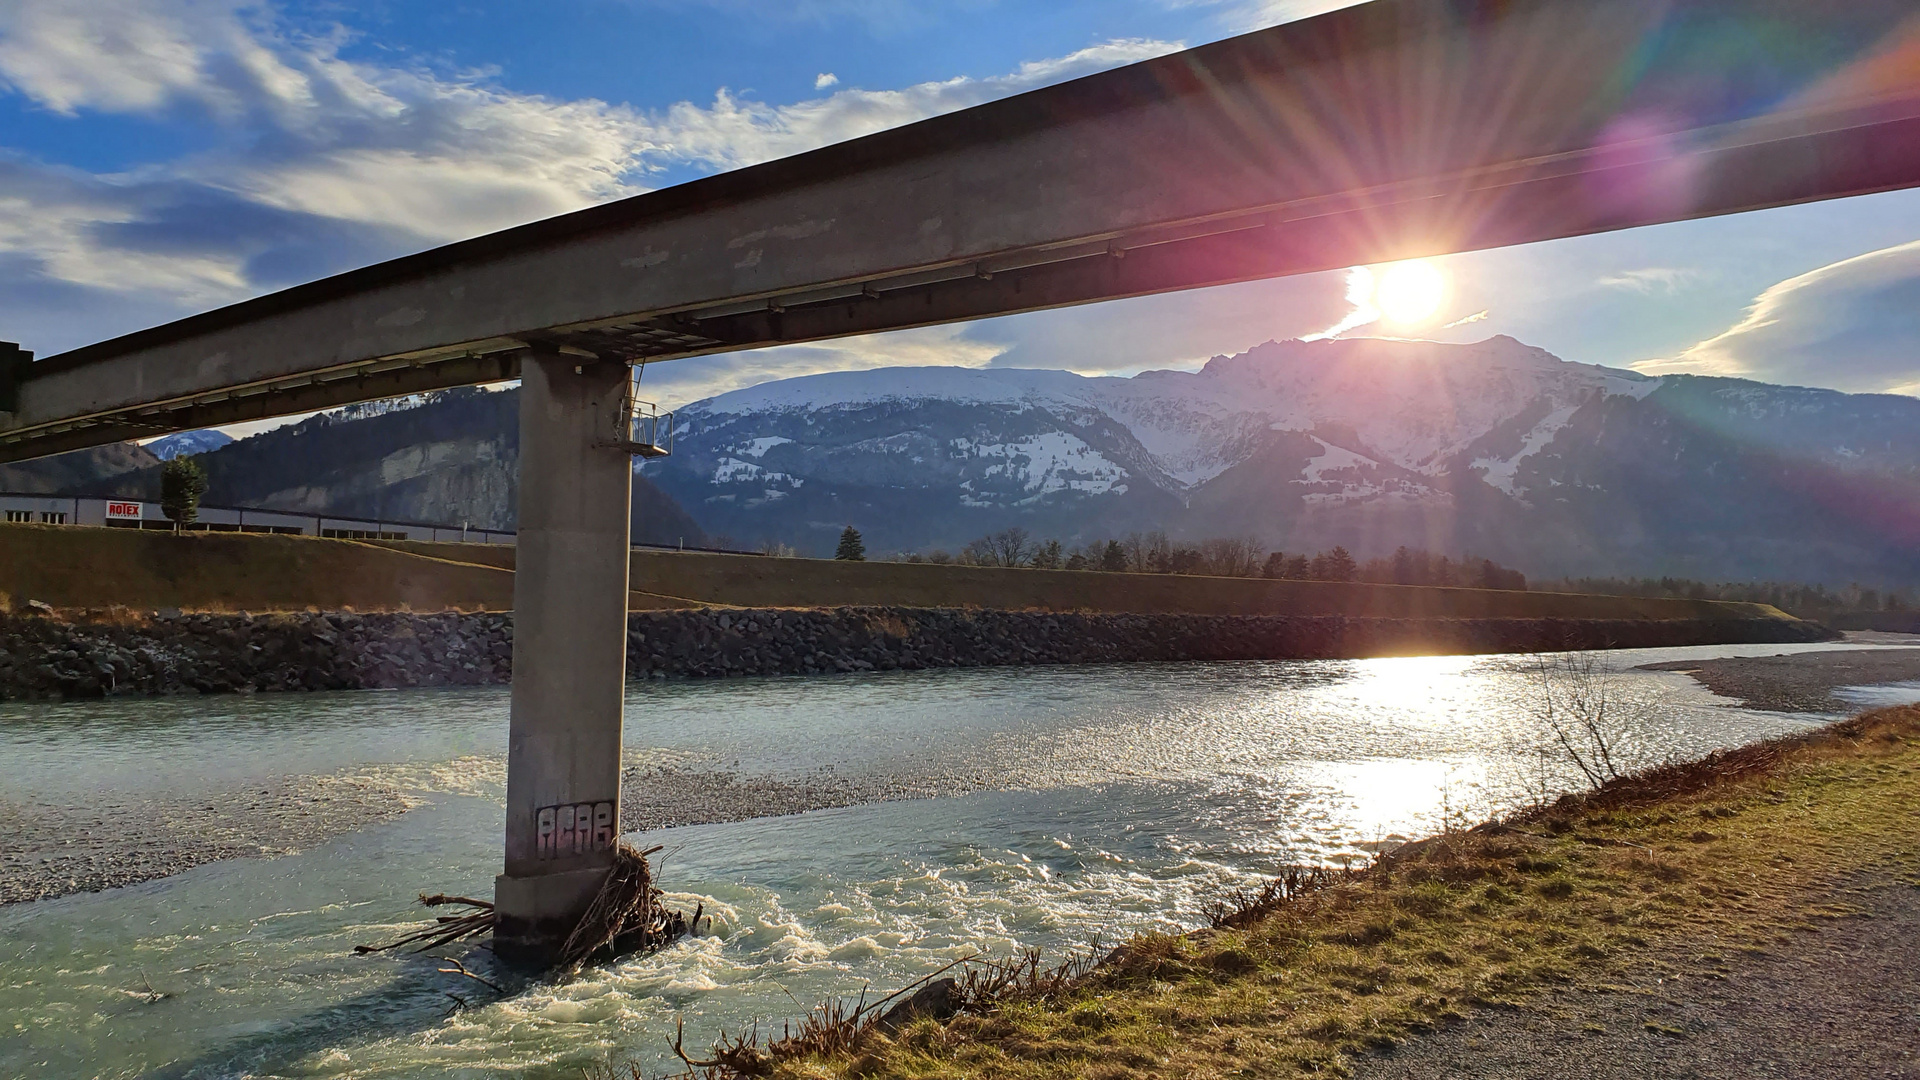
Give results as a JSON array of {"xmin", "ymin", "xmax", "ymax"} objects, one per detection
[
  {"xmin": 647, "ymin": 336, "xmax": 1920, "ymax": 582},
  {"xmin": 143, "ymin": 429, "xmax": 235, "ymax": 460}
]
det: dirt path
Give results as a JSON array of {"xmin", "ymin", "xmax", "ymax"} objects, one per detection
[{"xmin": 1350, "ymin": 875, "xmax": 1920, "ymax": 1080}]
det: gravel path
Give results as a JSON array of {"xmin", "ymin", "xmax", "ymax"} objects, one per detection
[
  {"xmin": 1639, "ymin": 639, "xmax": 1920, "ymax": 712},
  {"xmin": 1350, "ymin": 876, "xmax": 1920, "ymax": 1080},
  {"xmin": 0, "ymin": 773, "xmax": 419, "ymax": 905}
]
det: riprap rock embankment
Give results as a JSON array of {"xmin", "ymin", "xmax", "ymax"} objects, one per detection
[{"xmin": 0, "ymin": 608, "xmax": 1830, "ymax": 700}]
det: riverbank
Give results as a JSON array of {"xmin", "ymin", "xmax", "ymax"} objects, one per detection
[
  {"xmin": 0, "ymin": 607, "xmax": 1830, "ymax": 700},
  {"xmin": 1642, "ymin": 643, "xmax": 1920, "ymax": 712},
  {"xmin": 711, "ymin": 705, "xmax": 1920, "ymax": 1079}
]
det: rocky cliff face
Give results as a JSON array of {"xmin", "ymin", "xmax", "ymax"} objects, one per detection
[{"xmin": 642, "ymin": 336, "xmax": 1920, "ymax": 582}]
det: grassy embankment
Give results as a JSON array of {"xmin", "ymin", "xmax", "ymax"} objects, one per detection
[
  {"xmin": 676, "ymin": 706, "xmax": 1920, "ymax": 1079},
  {"xmin": 2, "ymin": 523, "xmax": 1798, "ymax": 626}
]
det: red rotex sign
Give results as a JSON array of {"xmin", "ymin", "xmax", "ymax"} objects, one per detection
[{"xmin": 105, "ymin": 501, "xmax": 142, "ymax": 519}]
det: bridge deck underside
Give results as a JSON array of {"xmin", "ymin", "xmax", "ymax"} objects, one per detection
[{"xmin": 3, "ymin": 0, "xmax": 1919, "ymax": 462}]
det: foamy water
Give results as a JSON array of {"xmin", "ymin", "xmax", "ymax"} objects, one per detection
[{"xmin": 0, "ymin": 643, "xmax": 1895, "ymax": 1077}]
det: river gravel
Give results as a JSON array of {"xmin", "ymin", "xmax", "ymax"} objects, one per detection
[
  {"xmin": 1640, "ymin": 638, "xmax": 1920, "ymax": 712},
  {"xmin": 0, "ymin": 759, "xmax": 998, "ymax": 907},
  {"xmin": 0, "ymin": 772, "xmax": 421, "ymax": 905}
]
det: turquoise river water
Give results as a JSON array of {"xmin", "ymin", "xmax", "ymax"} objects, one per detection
[{"xmin": 2, "ymin": 642, "xmax": 1914, "ymax": 1078}]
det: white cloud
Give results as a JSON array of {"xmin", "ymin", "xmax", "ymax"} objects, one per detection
[
  {"xmin": 1632, "ymin": 240, "xmax": 1920, "ymax": 394},
  {"xmin": 642, "ymin": 324, "xmax": 1008, "ymax": 410},
  {"xmin": 1597, "ymin": 267, "xmax": 1697, "ymax": 294},
  {"xmin": 0, "ymin": 0, "xmax": 1179, "ymax": 353},
  {"xmin": 1302, "ymin": 267, "xmax": 1380, "ymax": 341},
  {"xmin": 0, "ymin": 0, "xmax": 262, "ymax": 115},
  {"xmin": 631, "ymin": 40, "xmax": 1178, "ymax": 174},
  {"xmin": 1162, "ymin": 0, "xmax": 1371, "ymax": 34},
  {"xmin": 814, "ymin": 72, "xmax": 839, "ymax": 89}
]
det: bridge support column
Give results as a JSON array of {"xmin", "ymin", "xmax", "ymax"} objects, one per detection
[{"xmin": 494, "ymin": 352, "xmax": 632, "ymax": 966}]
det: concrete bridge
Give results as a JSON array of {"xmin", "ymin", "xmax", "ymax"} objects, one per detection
[{"xmin": 4, "ymin": 0, "xmax": 1918, "ymax": 962}]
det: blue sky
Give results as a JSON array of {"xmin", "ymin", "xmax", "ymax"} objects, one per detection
[{"xmin": 3, "ymin": 0, "xmax": 1919, "ymax": 424}]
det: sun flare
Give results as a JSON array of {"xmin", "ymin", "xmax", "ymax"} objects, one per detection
[{"xmin": 1374, "ymin": 259, "xmax": 1447, "ymax": 326}]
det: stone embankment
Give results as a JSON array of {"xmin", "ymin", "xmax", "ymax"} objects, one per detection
[{"xmin": 0, "ymin": 607, "xmax": 1831, "ymax": 700}]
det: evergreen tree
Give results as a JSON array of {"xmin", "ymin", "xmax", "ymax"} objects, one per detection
[
  {"xmin": 1391, "ymin": 546, "xmax": 1419, "ymax": 585},
  {"xmin": 834, "ymin": 526, "xmax": 866, "ymax": 561},
  {"xmin": 1312, "ymin": 546, "xmax": 1357, "ymax": 582},
  {"xmin": 1263, "ymin": 551, "xmax": 1289, "ymax": 579},
  {"xmin": 1100, "ymin": 540, "xmax": 1128, "ymax": 572},
  {"xmin": 1031, "ymin": 539, "xmax": 1064, "ymax": 570},
  {"xmin": 160, "ymin": 456, "xmax": 209, "ymax": 529}
]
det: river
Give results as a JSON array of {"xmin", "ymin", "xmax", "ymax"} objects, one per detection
[{"xmin": 1, "ymin": 642, "xmax": 1913, "ymax": 1078}]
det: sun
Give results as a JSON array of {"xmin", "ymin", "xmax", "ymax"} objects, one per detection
[{"xmin": 1373, "ymin": 259, "xmax": 1447, "ymax": 326}]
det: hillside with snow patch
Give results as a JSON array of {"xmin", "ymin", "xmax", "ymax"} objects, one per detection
[{"xmin": 646, "ymin": 336, "xmax": 1920, "ymax": 582}]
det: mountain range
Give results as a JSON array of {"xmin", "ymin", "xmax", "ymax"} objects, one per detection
[
  {"xmin": 647, "ymin": 336, "xmax": 1920, "ymax": 582},
  {"xmin": 7, "ymin": 334, "xmax": 1917, "ymax": 584}
]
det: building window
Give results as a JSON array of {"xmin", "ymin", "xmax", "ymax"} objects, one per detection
[
  {"xmin": 4, "ymin": 510, "xmax": 30, "ymax": 523},
  {"xmin": 39, "ymin": 512, "xmax": 67, "ymax": 524}
]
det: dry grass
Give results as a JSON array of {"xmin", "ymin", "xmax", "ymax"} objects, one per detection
[
  {"xmin": 690, "ymin": 705, "xmax": 1920, "ymax": 1079},
  {"xmin": 4, "ymin": 523, "xmax": 1786, "ymax": 622}
]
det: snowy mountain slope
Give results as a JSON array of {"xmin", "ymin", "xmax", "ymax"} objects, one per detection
[
  {"xmin": 143, "ymin": 429, "xmax": 235, "ymax": 460},
  {"xmin": 647, "ymin": 335, "xmax": 1920, "ymax": 582},
  {"xmin": 677, "ymin": 337, "xmax": 1658, "ymax": 495}
]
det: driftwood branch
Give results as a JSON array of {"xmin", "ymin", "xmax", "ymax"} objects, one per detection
[{"xmin": 437, "ymin": 957, "xmax": 504, "ymax": 994}]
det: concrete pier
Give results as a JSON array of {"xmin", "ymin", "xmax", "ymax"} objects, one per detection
[{"xmin": 494, "ymin": 352, "xmax": 633, "ymax": 964}]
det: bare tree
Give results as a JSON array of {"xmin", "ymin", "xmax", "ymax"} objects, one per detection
[
  {"xmin": 1524, "ymin": 651, "xmax": 1656, "ymax": 791},
  {"xmin": 1125, "ymin": 531, "xmax": 1172, "ymax": 573},
  {"xmin": 966, "ymin": 527, "xmax": 1033, "ymax": 567},
  {"xmin": 1197, "ymin": 536, "xmax": 1264, "ymax": 578}
]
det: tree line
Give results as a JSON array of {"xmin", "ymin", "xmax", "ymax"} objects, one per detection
[
  {"xmin": 878, "ymin": 527, "xmax": 1528, "ymax": 589},
  {"xmin": 1537, "ymin": 576, "xmax": 1916, "ymax": 620}
]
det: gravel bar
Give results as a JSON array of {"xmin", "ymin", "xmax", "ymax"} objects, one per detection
[
  {"xmin": 1640, "ymin": 639, "xmax": 1920, "ymax": 712},
  {"xmin": 0, "ymin": 773, "xmax": 419, "ymax": 906}
]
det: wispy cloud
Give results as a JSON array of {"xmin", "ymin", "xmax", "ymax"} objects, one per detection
[
  {"xmin": 632, "ymin": 39, "xmax": 1177, "ymax": 175},
  {"xmin": 1597, "ymin": 267, "xmax": 1698, "ymax": 294},
  {"xmin": 642, "ymin": 324, "xmax": 1009, "ymax": 410},
  {"xmin": 1302, "ymin": 266, "xmax": 1380, "ymax": 341},
  {"xmin": 1160, "ymin": 0, "xmax": 1371, "ymax": 34},
  {"xmin": 1441, "ymin": 309, "xmax": 1489, "ymax": 329},
  {"xmin": 0, "ymin": 0, "xmax": 1178, "ymax": 353},
  {"xmin": 1632, "ymin": 241, "xmax": 1920, "ymax": 394}
]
